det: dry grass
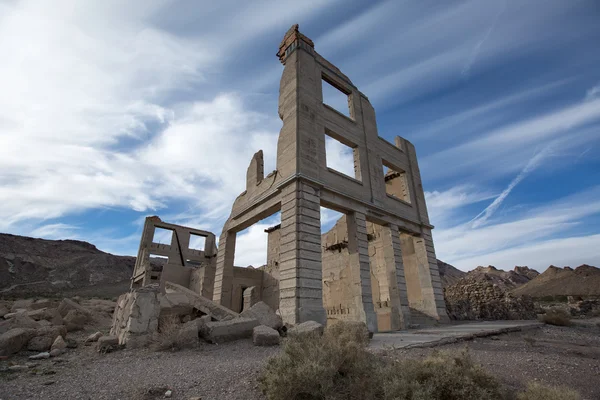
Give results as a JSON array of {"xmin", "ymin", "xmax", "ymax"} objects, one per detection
[
  {"xmin": 259, "ymin": 321, "xmax": 504, "ymax": 400},
  {"xmin": 151, "ymin": 315, "xmax": 184, "ymax": 351},
  {"xmin": 517, "ymin": 383, "xmax": 580, "ymax": 400},
  {"xmin": 541, "ymin": 308, "xmax": 572, "ymax": 326}
]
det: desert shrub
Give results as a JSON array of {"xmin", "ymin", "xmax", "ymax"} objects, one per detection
[
  {"xmin": 259, "ymin": 321, "xmax": 503, "ymax": 400},
  {"xmin": 151, "ymin": 315, "xmax": 182, "ymax": 351},
  {"xmin": 380, "ymin": 350, "xmax": 503, "ymax": 400},
  {"xmin": 517, "ymin": 382, "xmax": 580, "ymax": 400},
  {"xmin": 523, "ymin": 336, "xmax": 536, "ymax": 347},
  {"xmin": 541, "ymin": 308, "xmax": 572, "ymax": 326}
]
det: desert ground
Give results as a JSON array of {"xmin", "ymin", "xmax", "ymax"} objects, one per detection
[{"xmin": 2, "ymin": 321, "xmax": 599, "ymax": 400}]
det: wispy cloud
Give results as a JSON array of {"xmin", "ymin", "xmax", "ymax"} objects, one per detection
[
  {"xmin": 586, "ymin": 82, "xmax": 600, "ymax": 100},
  {"xmin": 470, "ymin": 145, "xmax": 554, "ymax": 228},
  {"xmin": 462, "ymin": 1, "xmax": 505, "ymax": 78}
]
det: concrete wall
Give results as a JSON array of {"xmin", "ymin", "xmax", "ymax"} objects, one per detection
[{"xmin": 213, "ymin": 25, "xmax": 448, "ymax": 330}]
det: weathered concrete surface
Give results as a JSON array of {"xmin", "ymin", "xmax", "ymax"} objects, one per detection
[
  {"xmin": 369, "ymin": 320, "xmax": 542, "ymax": 350},
  {"xmin": 163, "ymin": 282, "xmax": 239, "ymax": 321},
  {"xmin": 199, "ymin": 317, "xmax": 259, "ymax": 344},
  {"xmin": 110, "ymin": 286, "xmax": 160, "ymax": 346},
  {"xmin": 240, "ymin": 301, "xmax": 282, "ymax": 330},
  {"xmin": 252, "ymin": 325, "xmax": 280, "ymax": 346}
]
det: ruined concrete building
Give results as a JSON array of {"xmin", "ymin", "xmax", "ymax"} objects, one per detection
[{"xmin": 128, "ymin": 25, "xmax": 448, "ymax": 333}]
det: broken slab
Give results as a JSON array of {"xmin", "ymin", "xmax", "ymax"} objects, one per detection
[
  {"xmin": 164, "ymin": 282, "xmax": 239, "ymax": 321},
  {"xmin": 110, "ymin": 286, "xmax": 160, "ymax": 346},
  {"xmin": 199, "ymin": 317, "xmax": 259, "ymax": 344},
  {"xmin": 288, "ymin": 321, "xmax": 324, "ymax": 337},
  {"xmin": 252, "ymin": 325, "xmax": 280, "ymax": 346},
  {"xmin": 240, "ymin": 301, "xmax": 282, "ymax": 330}
]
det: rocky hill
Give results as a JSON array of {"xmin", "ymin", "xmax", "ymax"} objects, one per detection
[
  {"xmin": 512, "ymin": 264, "xmax": 600, "ymax": 298},
  {"xmin": 0, "ymin": 233, "xmax": 135, "ymax": 297},
  {"xmin": 437, "ymin": 260, "xmax": 466, "ymax": 287}
]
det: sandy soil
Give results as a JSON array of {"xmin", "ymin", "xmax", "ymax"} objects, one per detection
[{"xmin": 1, "ymin": 323, "xmax": 599, "ymax": 400}]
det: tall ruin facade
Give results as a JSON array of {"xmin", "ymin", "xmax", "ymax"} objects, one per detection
[{"xmin": 212, "ymin": 25, "xmax": 448, "ymax": 332}]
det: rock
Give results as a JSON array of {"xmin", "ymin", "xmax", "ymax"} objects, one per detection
[
  {"xmin": 85, "ymin": 332, "xmax": 103, "ymax": 343},
  {"xmin": 35, "ymin": 326, "xmax": 68, "ymax": 345},
  {"xmin": 0, "ymin": 305, "xmax": 8, "ymax": 318},
  {"xmin": 0, "ymin": 313, "xmax": 40, "ymax": 334},
  {"xmin": 252, "ymin": 325, "xmax": 280, "ymax": 346},
  {"xmin": 10, "ymin": 299, "xmax": 34, "ymax": 312},
  {"xmin": 50, "ymin": 335, "xmax": 67, "ymax": 352},
  {"xmin": 57, "ymin": 298, "xmax": 90, "ymax": 318},
  {"xmin": 165, "ymin": 389, "xmax": 172, "ymax": 398},
  {"xmin": 27, "ymin": 336, "xmax": 53, "ymax": 352},
  {"xmin": 66, "ymin": 338, "xmax": 78, "ymax": 348},
  {"xmin": 29, "ymin": 352, "xmax": 50, "ymax": 360},
  {"xmin": 0, "ymin": 328, "xmax": 36, "ymax": 356},
  {"xmin": 288, "ymin": 321, "xmax": 324, "ymax": 337},
  {"xmin": 199, "ymin": 318, "xmax": 259, "ymax": 344},
  {"xmin": 30, "ymin": 299, "xmax": 53, "ymax": 310},
  {"xmin": 240, "ymin": 301, "xmax": 283, "ymax": 330},
  {"xmin": 39, "ymin": 308, "xmax": 64, "ymax": 326},
  {"xmin": 63, "ymin": 309, "xmax": 89, "ymax": 332},
  {"xmin": 49, "ymin": 348, "xmax": 64, "ymax": 357},
  {"xmin": 97, "ymin": 335, "xmax": 120, "ymax": 353},
  {"xmin": 25, "ymin": 308, "xmax": 48, "ymax": 321}
]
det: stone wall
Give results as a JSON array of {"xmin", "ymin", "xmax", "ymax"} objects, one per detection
[{"xmin": 444, "ymin": 277, "xmax": 536, "ymax": 320}]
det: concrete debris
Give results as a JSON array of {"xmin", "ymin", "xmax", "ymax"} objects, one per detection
[
  {"xmin": 288, "ymin": 321, "xmax": 324, "ymax": 337},
  {"xmin": 97, "ymin": 335, "xmax": 120, "ymax": 353},
  {"xmin": 163, "ymin": 282, "xmax": 239, "ymax": 321},
  {"xmin": 199, "ymin": 317, "xmax": 259, "ymax": 344},
  {"xmin": 252, "ymin": 325, "xmax": 280, "ymax": 346},
  {"xmin": 63, "ymin": 309, "xmax": 89, "ymax": 332},
  {"xmin": 240, "ymin": 301, "xmax": 283, "ymax": 330},
  {"xmin": 111, "ymin": 286, "xmax": 160, "ymax": 347}
]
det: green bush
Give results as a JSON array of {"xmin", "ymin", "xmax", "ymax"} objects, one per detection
[
  {"xmin": 517, "ymin": 383, "xmax": 580, "ymax": 400},
  {"xmin": 541, "ymin": 308, "xmax": 572, "ymax": 326}
]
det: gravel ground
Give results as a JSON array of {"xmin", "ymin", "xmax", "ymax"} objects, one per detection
[{"xmin": 1, "ymin": 323, "xmax": 599, "ymax": 400}]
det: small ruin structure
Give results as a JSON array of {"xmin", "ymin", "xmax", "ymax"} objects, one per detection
[{"xmin": 124, "ymin": 25, "xmax": 448, "ymax": 334}]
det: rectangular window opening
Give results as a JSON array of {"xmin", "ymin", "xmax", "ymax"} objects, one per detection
[
  {"xmin": 152, "ymin": 227, "xmax": 173, "ymax": 245},
  {"xmin": 325, "ymin": 131, "xmax": 361, "ymax": 181},
  {"xmin": 189, "ymin": 233, "xmax": 206, "ymax": 252},
  {"xmin": 322, "ymin": 75, "xmax": 352, "ymax": 118},
  {"xmin": 383, "ymin": 163, "xmax": 411, "ymax": 204},
  {"xmin": 149, "ymin": 254, "xmax": 168, "ymax": 271}
]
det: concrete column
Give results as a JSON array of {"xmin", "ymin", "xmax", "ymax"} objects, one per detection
[
  {"xmin": 388, "ymin": 224, "xmax": 411, "ymax": 328},
  {"xmin": 420, "ymin": 228, "xmax": 450, "ymax": 322},
  {"xmin": 278, "ymin": 180, "xmax": 326, "ymax": 325},
  {"xmin": 346, "ymin": 211, "xmax": 377, "ymax": 332},
  {"xmin": 212, "ymin": 230, "xmax": 236, "ymax": 309}
]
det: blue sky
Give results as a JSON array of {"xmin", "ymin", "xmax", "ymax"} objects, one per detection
[{"xmin": 0, "ymin": 0, "xmax": 599, "ymax": 272}]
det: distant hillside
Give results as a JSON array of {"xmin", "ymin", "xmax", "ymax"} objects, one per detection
[
  {"xmin": 437, "ymin": 260, "xmax": 466, "ymax": 287},
  {"xmin": 0, "ymin": 233, "xmax": 135, "ymax": 297},
  {"xmin": 461, "ymin": 265, "xmax": 539, "ymax": 290},
  {"xmin": 512, "ymin": 264, "xmax": 600, "ymax": 298}
]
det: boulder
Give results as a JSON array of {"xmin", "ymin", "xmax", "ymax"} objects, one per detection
[
  {"xmin": 27, "ymin": 336, "xmax": 53, "ymax": 352},
  {"xmin": 49, "ymin": 348, "xmax": 64, "ymax": 357},
  {"xmin": 288, "ymin": 321, "xmax": 324, "ymax": 337},
  {"xmin": 252, "ymin": 325, "xmax": 280, "ymax": 346},
  {"xmin": 85, "ymin": 332, "xmax": 103, "ymax": 343},
  {"xmin": 240, "ymin": 302, "xmax": 283, "ymax": 330},
  {"xmin": 97, "ymin": 335, "xmax": 119, "ymax": 353},
  {"xmin": 63, "ymin": 309, "xmax": 89, "ymax": 332},
  {"xmin": 0, "ymin": 313, "xmax": 41, "ymax": 334},
  {"xmin": 57, "ymin": 298, "xmax": 90, "ymax": 318},
  {"xmin": 10, "ymin": 299, "xmax": 34, "ymax": 312},
  {"xmin": 0, "ymin": 304, "xmax": 9, "ymax": 318},
  {"xmin": 50, "ymin": 335, "xmax": 67, "ymax": 352},
  {"xmin": 0, "ymin": 328, "xmax": 36, "ymax": 356},
  {"xmin": 30, "ymin": 299, "xmax": 53, "ymax": 310},
  {"xmin": 111, "ymin": 287, "xmax": 160, "ymax": 346},
  {"xmin": 40, "ymin": 308, "xmax": 64, "ymax": 326},
  {"xmin": 35, "ymin": 326, "xmax": 68, "ymax": 345},
  {"xmin": 199, "ymin": 317, "xmax": 259, "ymax": 344}
]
